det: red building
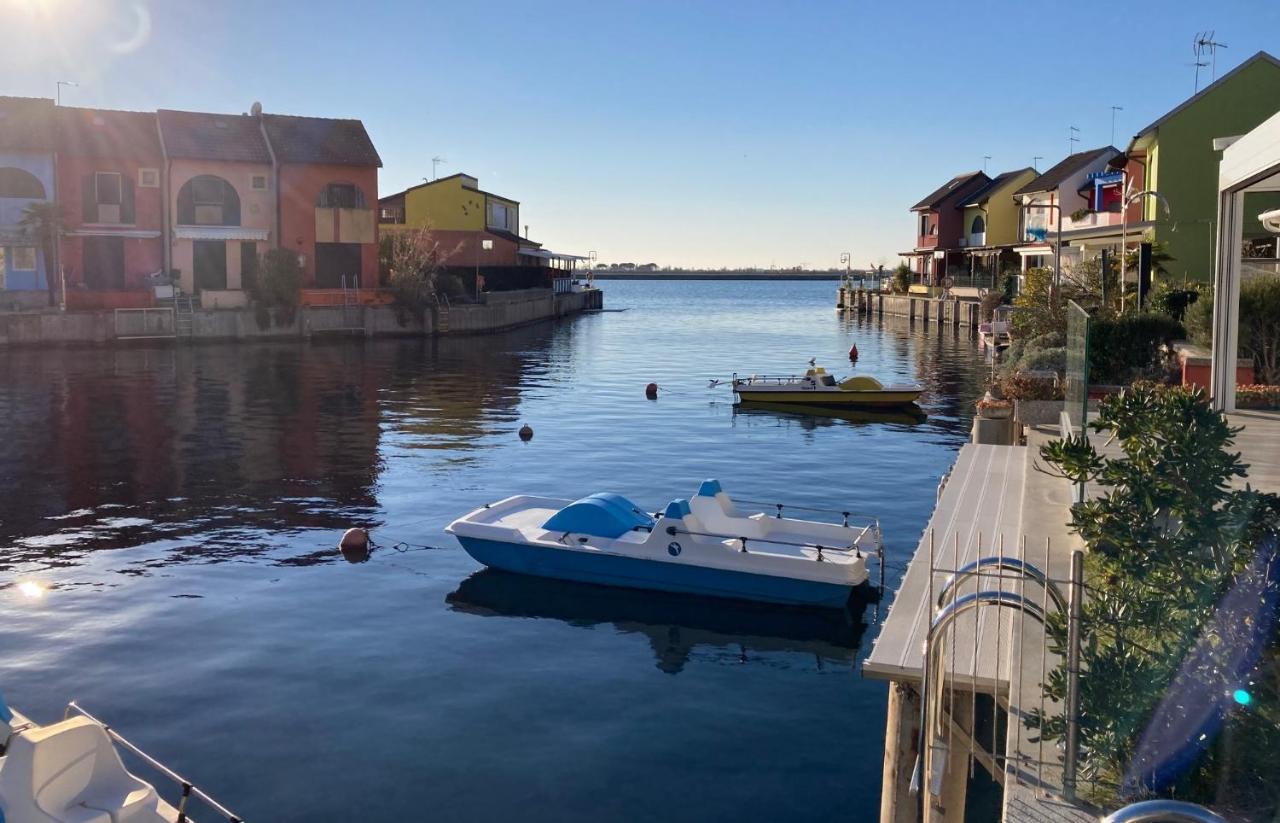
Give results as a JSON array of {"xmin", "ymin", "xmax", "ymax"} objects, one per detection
[
  {"xmin": 903, "ymin": 171, "xmax": 990, "ymax": 280},
  {"xmin": 261, "ymin": 113, "xmax": 382, "ymax": 288},
  {"xmin": 56, "ymin": 107, "xmax": 165, "ymax": 297}
]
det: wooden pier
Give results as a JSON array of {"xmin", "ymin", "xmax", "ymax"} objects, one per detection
[{"xmin": 836, "ymin": 284, "xmax": 982, "ymax": 329}]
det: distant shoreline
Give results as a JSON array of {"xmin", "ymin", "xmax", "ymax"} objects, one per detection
[{"xmin": 592, "ymin": 271, "xmax": 873, "ymax": 281}]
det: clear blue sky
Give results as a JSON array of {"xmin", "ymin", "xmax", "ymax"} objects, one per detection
[{"xmin": 3, "ymin": 0, "xmax": 1278, "ymax": 268}]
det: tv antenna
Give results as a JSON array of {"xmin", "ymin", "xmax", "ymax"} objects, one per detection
[
  {"xmin": 982, "ymin": 155, "xmax": 992, "ymax": 173},
  {"xmin": 431, "ymin": 156, "xmax": 448, "ymax": 180},
  {"xmin": 1068, "ymin": 126, "xmax": 1080, "ymax": 155},
  {"xmin": 1110, "ymin": 105, "xmax": 1123, "ymax": 146},
  {"xmin": 1192, "ymin": 32, "xmax": 1227, "ymax": 91},
  {"xmin": 1033, "ymin": 155, "xmax": 1043, "ymax": 171}
]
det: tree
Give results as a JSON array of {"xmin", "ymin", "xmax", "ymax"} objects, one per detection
[
  {"xmin": 1036, "ymin": 385, "xmax": 1280, "ymax": 809},
  {"xmin": 891, "ymin": 262, "xmax": 911, "ymax": 294},
  {"xmin": 1185, "ymin": 276, "xmax": 1280, "ymax": 384},
  {"xmin": 1011, "ymin": 266, "xmax": 1064, "ymax": 339},
  {"xmin": 20, "ymin": 201, "xmax": 62, "ymax": 308},
  {"xmin": 247, "ymin": 248, "xmax": 303, "ymax": 328},
  {"xmin": 380, "ymin": 226, "xmax": 457, "ymax": 324}
]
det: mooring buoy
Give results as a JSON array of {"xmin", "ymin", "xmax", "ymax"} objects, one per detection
[
  {"xmin": 519, "ymin": 424, "xmax": 534, "ymax": 440},
  {"xmin": 338, "ymin": 527, "xmax": 370, "ymax": 563},
  {"xmin": 645, "ymin": 382, "xmax": 658, "ymax": 399}
]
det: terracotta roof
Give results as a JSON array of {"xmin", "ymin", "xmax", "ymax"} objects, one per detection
[
  {"xmin": 261, "ymin": 113, "xmax": 381, "ymax": 167},
  {"xmin": 910, "ymin": 171, "xmax": 989, "ymax": 211},
  {"xmin": 1012, "ymin": 147, "xmax": 1119, "ymax": 197},
  {"xmin": 1132, "ymin": 51, "xmax": 1280, "ymax": 140},
  {"xmin": 58, "ymin": 107, "xmax": 161, "ymax": 160},
  {"xmin": 0, "ymin": 96, "xmax": 54, "ymax": 152},
  {"xmin": 962, "ymin": 168, "xmax": 1037, "ymax": 207},
  {"xmin": 157, "ymin": 109, "xmax": 271, "ymax": 164}
]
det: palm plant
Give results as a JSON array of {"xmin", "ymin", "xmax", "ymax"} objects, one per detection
[{"xmin": 19, "ymin": 201, "xmax": 63, "ymax": 308}]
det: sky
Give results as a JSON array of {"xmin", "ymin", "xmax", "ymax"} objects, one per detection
[{"xmin": 2, "ymin": 0, "xmax": 1279, "ymax": 269}]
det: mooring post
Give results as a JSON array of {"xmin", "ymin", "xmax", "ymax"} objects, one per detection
[{"xmin": 1063, "ymin": 549, "xmax": 1085, "ymax": 800}]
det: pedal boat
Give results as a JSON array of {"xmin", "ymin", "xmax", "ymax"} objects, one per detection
[
  {"xmin": 446, "ymin": 480, "xmax": 881, "ymax": 608},
  {"xmin": 0, "ymin": 697, "xmax": 242, "ymax": 823},
  {"xmin": 731, "ymin": 366, "xmax": 922, "ymax": 408}
]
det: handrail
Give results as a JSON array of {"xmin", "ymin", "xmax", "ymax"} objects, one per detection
[
  {"xmin": 1100, "ymin": 800, "xmax": 1227, "ymax": 823},
  {"xmin": 662, "ymin": 524, "xmax": 872, "ymax": 562},
  {"xmin": 63, "ymin": 702, "xmax": 244, "ymax": 823},
  {"xmin": 733, "ymin": 498, "xmax": 881, "ymax": 527}
]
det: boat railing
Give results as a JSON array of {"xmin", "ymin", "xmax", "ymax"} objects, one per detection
[
  {"xmin": 62, "ymin": 702, "xmax": 244, "ymax": 823},
  {"xmin": 662, "ymin": 523, "xmax": 873, "ymax": 563},
  {"xmin": 731, "ymin": 373, "xmax": 819, "ymax": 386},
  {"xmin": 733, "ymin": 498, "xmax": 880, "ymax": 531}
]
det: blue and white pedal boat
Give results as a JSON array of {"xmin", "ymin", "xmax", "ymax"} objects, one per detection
[{"xmin": 446, "ymin": 481, "xmax": 882, "ymax": 608}]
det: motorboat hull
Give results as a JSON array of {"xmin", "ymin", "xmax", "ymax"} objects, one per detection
[
  {"xmin": 733, "ymin": 387, "xmax": 923, "ymax": 407},
  {"xmin": 455, "ymin": 535, "xmax": 856, "ymax": 608}
]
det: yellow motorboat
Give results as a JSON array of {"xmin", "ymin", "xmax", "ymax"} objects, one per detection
[{"xmin": 730, "ymin": 365, "xmax": 923, "ymax": 408}]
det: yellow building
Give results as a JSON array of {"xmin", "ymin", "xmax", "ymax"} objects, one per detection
[
  {"xmin": 953, "ymin": 167, "xmax": 1037, "ymax": 296},
  {"xmin": 379, "ymin": 173, "xmax": 526, "ymax": 265}
]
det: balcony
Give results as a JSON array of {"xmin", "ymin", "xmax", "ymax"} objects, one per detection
[{"xmin": 1063, "ymin": 209, "xmax": 1123, "ymax": 232}]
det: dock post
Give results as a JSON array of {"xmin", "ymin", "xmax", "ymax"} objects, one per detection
[
  {"xmin": 1063, "ymin": 549, "xmax": 1085, "ymax": 800},
  {"xmin": 880, "ymin": 682, "xmax": 922, "ymax": 823}
]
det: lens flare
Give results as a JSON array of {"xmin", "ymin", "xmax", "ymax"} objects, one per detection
[{"xmin": 1233, "ymin": 689, "xmax": 1252, "ymax": 706}]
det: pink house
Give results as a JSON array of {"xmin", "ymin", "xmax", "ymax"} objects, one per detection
[
  {"xmin": 157, "ymin": 109, "xmax": 274, "ymax": 308},
  {"xmin": 56, "ymin": 107, "xmax": 165, "ymax": 299}
]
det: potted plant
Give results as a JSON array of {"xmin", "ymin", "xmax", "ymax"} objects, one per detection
[{"xmin": 976, "ymin": 382, "xmax": 1013, "ymax": 419}]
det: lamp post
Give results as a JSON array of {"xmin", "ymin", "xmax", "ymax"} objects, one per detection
[
  {"xmin": 55, "ymin": 80, "xmax": 77, "ymax": 106},
  {"xmin": 839, "ymin": 251, "xmax": 851, "ymax": 287},
  {"xmin": 1119, "ymin": 188, "xmax": 1171, "ymax": 312},
  {"xmin": 476, "ymin": 238, "xmax": 493, "ymax": 301}
]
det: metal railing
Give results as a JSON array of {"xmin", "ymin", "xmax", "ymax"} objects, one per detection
[
  {"xmin": 63, "ymin": 702, "xmax": 244, "ymax": 823},
  {"xmin": 1100, "ymin": 800, "xmax": 1227, "ymax": 823}
]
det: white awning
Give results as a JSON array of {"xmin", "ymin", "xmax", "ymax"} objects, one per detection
[
  {"xmin": 174, "ymin": 225, "xmax": 270, "ymax": 242},
  {"xmin": 518, "ymin": 247, "xmax": 588, "ymax": 261}
]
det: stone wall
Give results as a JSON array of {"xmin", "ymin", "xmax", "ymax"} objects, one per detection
[{"xmin": 0, "ymin": 287, "xmax": 602, "ymax": 348}]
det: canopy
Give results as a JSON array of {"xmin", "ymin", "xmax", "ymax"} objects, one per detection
[
  {"xmin": 518, "ymin": 247, "xmax": 589, "ymax": 261},
  {"xmin": 542, "ymin": 493, "xmax": 655, "ymax": 538}
]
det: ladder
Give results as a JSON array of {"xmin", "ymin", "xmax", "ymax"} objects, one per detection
[
  {"xmin": 340, "ymin": 275, "xmax": 361, "ymax": 330},
  {"xmin": 435, "ymin": 292, "xmax": 450, "ymax": 333},
  {"xmin": 164, "ymin": 293, "xmax": 196, "ymax": 338}
]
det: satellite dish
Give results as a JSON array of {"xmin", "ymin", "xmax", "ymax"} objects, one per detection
[{"xmin": 250, "ymin": 101, "xmax": 262, "ymax": 116}]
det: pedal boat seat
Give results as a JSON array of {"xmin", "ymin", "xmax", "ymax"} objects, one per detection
[{"xmin": 0, "ymin": 716, "xmax": 160, "ymax": 823}]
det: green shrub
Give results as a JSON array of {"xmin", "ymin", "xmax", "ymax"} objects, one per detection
[
  {"xmin": 1018, "ymin": 346, "xmax": 1066, "ymax": 374},
  {"xmin": 1036, "ymin": 385, "xmax": 1280, "ymax": 809},
  {"xmin": 1025, "ymin": 331, "xmax": 1066, "ymax": 352},
  {"xmin": 1001, "ymin": 371, "xmax": 1063, "ymax": 400},
  {"xmin": 979, "ymin": 289, "xmax": 1005, "ymax": 322},
  {"xmin": 247, "ymin": 248, "xmax": 302, "ymax": 328},
  {"xmin": 1088, "ymin": 313, "xmax": 1185, "ymax": 385},
  {"xmin": 1183, "ymin": 276, "xmax": 1280, "ymax": 384},
  {"xmin": 1147, "ymin": 280, "xmax": 1204, "ymax": 323},
  {"xmin": 891, "ymin": 262, "xmax": 911, "ymax": 295}
]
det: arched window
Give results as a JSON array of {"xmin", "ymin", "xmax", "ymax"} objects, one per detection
[
  {"xmin": 316, "ymin": 182, "xmax": 367, "ymax": 209},
  {"xmin": 176, "ymin": 175, "xmax": 240, "ymax": 226},
  {"xmin": 0, "ymin": 167, "xmax": 45, "ymax": 199},
  {"xmin": 971, "ymin": 215, "xmax": 985, "ymax": 235}
]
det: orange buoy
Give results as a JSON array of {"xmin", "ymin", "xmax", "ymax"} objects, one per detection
[
  {"xmin": 645, "ymin": 382, "xmax": 658, "ymax": 399},
  {"xmin": 338, "ymin": 527, "xmax": 370, "ymax": 563},
  {"xmin": 848, "ymin": 344, "xmax": 859, "ymax": 361},
  {"xmin": 518, "ymin": 423, "xmax": 534, "ymax": 441}
]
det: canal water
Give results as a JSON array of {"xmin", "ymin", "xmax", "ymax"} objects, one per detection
[{"xmin": 0, "ymin": 280, "xmax": 989, "ymax": 822}]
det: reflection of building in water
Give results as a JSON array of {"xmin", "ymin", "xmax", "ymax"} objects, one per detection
[
  {"xmin": 447, "ymin": 569, "xmax": 867, "ymax": 674},
  {"xmin": 0, "ymin": 322, "xmax": 576, "ymax": 562}
]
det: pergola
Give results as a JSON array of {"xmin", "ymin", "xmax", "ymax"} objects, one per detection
[{"xmin": 1210, "ymin": 109, "xmax": 1280, "ymax": 411}]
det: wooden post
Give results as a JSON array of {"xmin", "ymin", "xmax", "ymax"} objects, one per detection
[{"xmin": 881, "ymin": 682, "xmax": 922, "ymax": 823}]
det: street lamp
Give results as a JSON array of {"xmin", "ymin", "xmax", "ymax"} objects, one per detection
[
  {"xmin": 476, "ymin": 238, "xmax": 493, "ymax": 301},
  {"xmin": 56, "ymin": 80, "xmax": 77, "ymax": 106},
  {"xmin": 1119, "ymin": 187, "xmax": 1171, "ymax": 312}
]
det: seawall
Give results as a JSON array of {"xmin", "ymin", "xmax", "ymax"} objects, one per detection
[
  {"xmin": 836, "ymin": 286, "xmax": 981, "ymax": 328},
  {"xmin": 0, "ymin": 288, "xmax": 603, "ymax": 348}
]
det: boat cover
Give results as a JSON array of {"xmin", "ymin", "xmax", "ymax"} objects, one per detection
[
  {"xmin": 839, "ymin": 375, "xmax": 885, "ymax": 391},
  {"xmin": 543, "ymin": 493, "xmax": 656, "ymax": 538}
]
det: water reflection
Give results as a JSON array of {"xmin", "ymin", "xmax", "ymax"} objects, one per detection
[
  {"xmin": 0, "ymin": 324, "xmax": 572, "ymax": 574},
  {"xmin": 447, "ymin": 569, "xmax": 869, "ymax": 674},
  {"xmin": 733, "ymin": 400, "xmax": 928, "ymax": 429}
]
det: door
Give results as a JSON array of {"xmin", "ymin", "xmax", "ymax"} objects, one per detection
[
  {"xmin": 193, "ymin": 240, "xmax": 227, "ymax": 291},
  {"xmin": 315, "ymin": 242, "xmax": 362, "ymax": 289},
  {"xmin": 83, "ymin": 237, "xmax": 125, "ymax": 290}
]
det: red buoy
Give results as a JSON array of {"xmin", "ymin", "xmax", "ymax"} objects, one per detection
[
  {"xmin": 645, "ymin": 382, "xmax": 658, "ymax": 399},
  {"xmin": 848, "ymin": 344, "xmax": 859, "ymax": 361}
]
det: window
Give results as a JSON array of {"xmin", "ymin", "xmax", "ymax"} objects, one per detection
[
  {"xmin": 178, "ymin": 175, "xmax": 240, "ymax": 226},
  {"xmin": 138, "ymin": 168, "xmax": 159, "ymax": 188},
  {"xmin": 11, "ymin": 246, "xmax": 37, "ymax": 270},
  {"xmin": 971, "ymin": 215, "xmax": 985, "ymax": 235},
  {"xmin": 95, "ymin": 172, "xmax": 122, "ymax": 206},
  {"xmin": 251, "ymin": 175, "xmax": 267, "ymax": 190},
  {"xmin": 487, "ymin": 200, "xmax": 513, "ymax": 231},
  {"xmin": 317, "ymin": 182, "xmax": 366, "ymax": 209},
  {"xmin": 0, "ymin": 167, "xmax": 45, "ymax": 199}
]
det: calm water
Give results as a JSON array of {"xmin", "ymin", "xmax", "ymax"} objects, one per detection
[{"xmin": 0, "ymin": 280, "xmax": 988, "ymax": 822}]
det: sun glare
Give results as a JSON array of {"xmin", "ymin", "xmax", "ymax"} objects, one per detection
[{"xmin": 17, "ymin": 580, "xmax": 45, "ymax": 599}]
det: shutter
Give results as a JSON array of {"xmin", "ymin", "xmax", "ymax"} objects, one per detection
[
  {"xmin": 224, "ymin": 179, "xmax": 241, "ymax": 226},
  {"xmin": 82, "ymin": 174, "xmax": 96, "ymax": 223},
  {"xmin": 121, "ymin": 175, "xmax": 135, "ymax": 224}
]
